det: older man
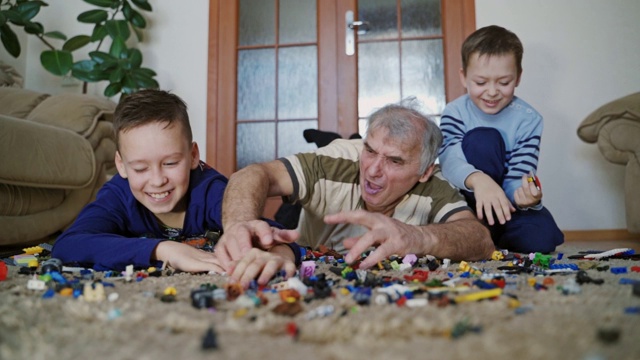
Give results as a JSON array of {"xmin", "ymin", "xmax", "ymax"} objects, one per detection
[{"xmin": 216, "ymin": 100, "xmax": 494, "ymax": 281}]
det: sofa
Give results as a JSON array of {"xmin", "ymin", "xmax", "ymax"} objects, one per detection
[
  {"xmin": 0, "ymin": 80, "xmax": 117, "ymax": 247},
  {"xmin": 577, "ymin": 92, "xmax": 640, "ymax": 234}
]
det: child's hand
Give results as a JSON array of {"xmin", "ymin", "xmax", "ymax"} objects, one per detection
[
  {"xmin": 228, "ymin": 246, "xmax": 297, "ymax": 288},
  {"xmin": 153, "ymin": 241, "xmax": 224, "ymax": 273},
  {"xmin": 467, "ymin": 172, "xmax": 515, "ymax": 225},
  {"xmin": 514, "ymin": 174, "xmax": 542, "ymax": 208}
]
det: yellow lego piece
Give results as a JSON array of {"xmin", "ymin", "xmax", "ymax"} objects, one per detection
[
  {"xmin": 491, "ymin": 251, "xmax": 504, "ymax": 261},
  {"xmin": 454, "ymin": 288, "xmax": 502, "ymax": 303},
  {"xmin": 23, "ymin": 246, "xmax": 44, "ymax": 255}
]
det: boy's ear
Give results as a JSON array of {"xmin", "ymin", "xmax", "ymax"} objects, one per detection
[
  {"xmin": 458, "ymin": 68, "xmax": 468, "ymax": 90},
  {"xmin": 115, "ymin": 151, "xmax": 128, "ymax": 179},
  {"xmin": 418, "ymin": 164, "xmax": 435, "ymax": 183},
  {"xmin": 190, "ymin": 142, "xmax": 201, "ymax": 169},
  {"xmin": 516, "ymin": 70, "xmax": 522, "ymax": 87}
]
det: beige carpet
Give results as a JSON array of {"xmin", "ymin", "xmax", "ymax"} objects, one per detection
[{"xmin": 1, "ymin": 243, "xmax": 639, "ymax": 360}]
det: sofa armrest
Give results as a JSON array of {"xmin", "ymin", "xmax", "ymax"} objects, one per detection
[
  {"xmin": 577, "ymin": 92, "xmax": 640, "ymax": 143},
  {"xmin": 26, "ymin": 93, "xmax": 116, "ymax": 138},
  {"xmin": 597, "ymin": 119, "xmax": 640, "ymax": 166},
  {"xmin": 0, "ymin": 115, "xmax": 96, "ymax": 189}
]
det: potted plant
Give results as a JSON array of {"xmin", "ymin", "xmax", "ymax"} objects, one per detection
[{"xmin": 0, "ymin": 0, "xmax": 158, "ymax": 97}]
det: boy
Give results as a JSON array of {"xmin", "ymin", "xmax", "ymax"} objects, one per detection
[
  {"xmin": 52, "ymin": 89, "xmax": 299, "ymax": 283},
  {"xmin": 438, "ymin": 25, "xmax": 564, "ymax": 253}
]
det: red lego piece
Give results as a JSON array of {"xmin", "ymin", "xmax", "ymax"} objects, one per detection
[
  {"xmin": 404, "ymin": 269, "xmax": 429, "ymax": 282},
  {"xmin": 631, "ymin": 266, "xmax": 640, "ymax": 273},
  {"xmin": 0, "ymin": 262, "xmax": 7, "ymax": 281}
]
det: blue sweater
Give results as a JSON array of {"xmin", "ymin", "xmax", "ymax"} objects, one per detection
[
  {"xmin": 52, "ymin": 162, "xmax": 300, "ymax": 271},
  {"xmin": 438, "ymin": 95, "xmax": 543, "ymax": 205}
]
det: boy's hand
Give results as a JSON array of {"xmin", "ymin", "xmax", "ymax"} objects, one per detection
[
  {"xmin": 514, "ymin": 174, "xmax": 542, "ymax": 208},
  {"xmin": 214, "ymin": 220, "xmax": 299, "ymax": 270},
  {"xmin": 467, "ymin": 172, "xmax": 515, "ymax": 225},
  {"xmin": 229, "ymin": 246, "xmax": 297, "ymax": 288},
  {"xmin": 153, "ymin": 241, "xmax": 224, "ymax": 273}
]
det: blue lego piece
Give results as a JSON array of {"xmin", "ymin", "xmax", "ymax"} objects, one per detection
[
  {"xmin": 610, "ymin": 267, "xmax": 628, "ymax": 274},
  {"xmin": 618, "ymin": 278, "xmax": 640, "ymax": 285},
  {"xmin": 549, "ymin": 263, "xmax": 579, "ymax": 270},
  {"xmin": 624, "ymin": 306, "xmax": 640, "ymax": 314},
  {"xmin": 557, "ymin": 253, "xmax": 564, "ymax": 260},
  {"xmin": 42, "ymin": 288, "xmax": 55, "ymax": 299}
]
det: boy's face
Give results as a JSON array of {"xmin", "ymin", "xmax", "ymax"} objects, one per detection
[
  {"xmin": 460, "ymin": 52, "xmax": 521, "ymax": 115},
  {"xmin": 115, "ymin": 121, "xmax": 199, "ymax": 218},
  {"xmin": 360, "ymin": 126, "xmax": 433, "ymax": 215}
]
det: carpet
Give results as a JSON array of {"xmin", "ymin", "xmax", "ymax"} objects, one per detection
[{"xmin": 1, "ymin": 243, "xmax": 639, "ymax": 360}]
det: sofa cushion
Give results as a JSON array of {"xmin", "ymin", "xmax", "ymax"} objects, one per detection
[
  {"xmin": 0, "ymin": 184, "xmax": 65, "ymax": 216},
  {"xmin": 27, "ymin": 93, "xmax": 116, "ymax": 137},
  {"xmin": 0, "ymin": 87, "xmax": 50, "ymax": 118},
  {"xmin": 577, "ymin": 92, "xmax": 640, "ymax": 143}
]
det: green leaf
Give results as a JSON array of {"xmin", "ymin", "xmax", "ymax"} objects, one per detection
[
  {"xmin": 89, "ymin": 50, "xmax": 116, "ymax": 65},
  {"xmin": 131, "ymin": 68, "xmax": 158, "ymax": 88},
  {"xmin": 63, "ymin": 35, "xmax": 91, "ymax": 51},
  {"xmin": 5, "ymin": 9, "xmax": 25, "ymax": 26},
  {"xmin": 109, "ymin": 67, "xmax": 124, "ymax": 82},
  {"xmin": 40, "ymin": 50, "xmax": 73, "ymax": 76},
  {"xmin": 109, "ymin": 36, "xmax": 126, "ymax": 57},
  {"xmin": 71, "ymin": 60, "xmax": 100, "ymax": 82},
  {"xmin": 0, "ymin": 12, "xmax": 7, "ymax": 27},
  {"xmin": 77, "ymin": 9, "xmax": 108, "ymax": 24},
  {"xmin": 16, "ymin": 1, "xmax": 43, "ymax": 21},
  {"xmin": 131, "ymin": 0, "xmax": 152, "ymax": 12},
  {"xmin": 129, "ymin": 10, "xmax": 146, "ymax": 29},
  {"xmin": 72, "ymin": 59, "xmax": 97, "ymax": 72},
  {"xmin": 127, "ymin": 48, "xmax": 142, "ymax": 68},
  {"xmin": 44, "ymin": 31, "xmax": 67, "ymax": 40},
  {"xmin": 23, "ymin": 21, "xmax": 44, "ymax": 35},
  {"xmin": 90, "ymin": 24, "xmax": 107, "ymax": 42},
  {"xmin": 136, "ymin": 67, "xmax": 156, "ymax": 77},
  {"xmin": 83, "ymin": 0, "xmax": 117, "ymax": 8},
  {"xmin": 104, "ymin": 82, "xmax": 122, "ymax": 97},
  {"xmin": 0, "ymin": 24, "xmax": 20, "ymax": 57},
  {"xmin": 105, "ymin": 19, "xmax": 130, "ymax": 41},
  {"xmin": 133, "ymin": 26, "xmax": 143, "ymax": 42}
]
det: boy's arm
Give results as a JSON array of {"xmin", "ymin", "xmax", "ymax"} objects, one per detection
[
  {"xmin": 51, "ymin": 183, "xmax": 163, "ymax": 271},
  {"xmin": 438, "ymin": 109, "xmax": 480, "ymax": 191}
]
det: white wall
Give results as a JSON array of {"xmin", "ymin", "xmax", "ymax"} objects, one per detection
[
  {"xmin": 2, "ymin": 0, "xmax": 638, "ymax": 232},
  {"xmin": 475, "ymin": 0, "xmax": 640, "ymax": 231}
]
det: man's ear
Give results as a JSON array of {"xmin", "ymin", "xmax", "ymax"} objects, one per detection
[
  {"xmin": 190, "ymin": 142, "xmax": 201, "ymax": 169},
  {"xmin": 115, "ymin": 151, "xmax": 128, "ymax": 179},
  {"xmin": 418, "ymin": 164, "xmax": 435, "ymax": 183},
  {"xmin": 459, "ymin": 67, "xmax": 468, "ymax": 91}
]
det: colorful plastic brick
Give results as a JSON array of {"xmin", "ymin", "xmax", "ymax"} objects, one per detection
[
  {"xmin": 0, "ymin": 262, "xmax": 7, "ymax": 281},
  {"xmin": 453, "ymin": 288, "xmax": 502, "ymax": 303},
  {"xmin": 299, "ymin": 260, "xmax": 316, "ymax": 278},
  {"xmin": 610, "ymin": 267, "xmax": 628, "ymax": 274},
  {"xmin": 402, "ymin": 254, "xmax": 417, "ymax": 265}
]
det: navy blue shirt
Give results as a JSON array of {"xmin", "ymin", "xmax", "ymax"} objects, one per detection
[{"xmin": 52, "ymin": 162, "xmax": 300, "ymax": 271}]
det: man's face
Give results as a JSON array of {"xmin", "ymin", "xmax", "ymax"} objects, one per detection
[
  {"xmin": 115, "ymin": 121, "xmax": 199, "ymax": 217},
  {"xmin": 461, "ymin": 52, "xmax": 521, "ymax": 115},
  {"xmin": 359, "ymin": 127, "xmax": 432, "ymax": 214}
]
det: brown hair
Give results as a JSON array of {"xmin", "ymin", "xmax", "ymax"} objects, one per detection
[
  {"xmin": 113, "ymin": 89, "xmax": 192, "ymax": 149},
  {"xmin": 461, "ymin": 25, "xmax": 523, "ymax": 76}
]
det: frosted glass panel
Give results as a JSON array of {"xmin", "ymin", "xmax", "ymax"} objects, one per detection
[
  {"xmin": 401, "ymin": 0, "xmax": 442, "ymax": 37},
  {"xmin": 402, "ymin": 39, "xmax": 445, "ymax": 115},
  {"xmin": 237, "ymin": 122, "xmax": 276, "ymax": 169},
  {"xmin": 358, "ymin": 0, "xmax": 397, "ymax": 40},
  {"xmin": 279, "ymin": 0, "xmax": 316, "ymax": 44},
  {"xmin": 278, "ymin": 46, "xmax": 318, "ymax": 120},
  {"xmin": 358, "ymin": 42, "xmax": 400, "ymax": 118},
  {"xmin": 239, "ymin": 0, "xmax": 275, "ymax": 46},
  {"xmin": 237, "ymin": 49, "xmax": 276, "ymax": 120},
  {"xmin": 277, "ymin": 120, "xmax": 318, "ymax": 158}
]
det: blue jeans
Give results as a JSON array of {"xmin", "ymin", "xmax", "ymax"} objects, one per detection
[{"xmin": 461, "ymin": 127, "xmax": 564, "ymax": 253}]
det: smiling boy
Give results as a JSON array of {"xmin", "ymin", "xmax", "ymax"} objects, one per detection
[
  {"xmin": 52, "ymin": 89, "xmax": 299, "ymax": 278},
  {"xmin": 438, "ymin": 25, "xmax": 564, "ymax": 253}
]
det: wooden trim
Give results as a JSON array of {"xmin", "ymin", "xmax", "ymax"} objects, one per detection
[
  {"xmin": 336, "ymin": 0, "xmax": 358, "ymax": 138},
  {"xmin": 318, "ymin": 0, "xmax": 339, "ymax": 133},
  {"xmin": 563, "ymin": 229, "xmax": 640, "ymax": 242},
  {"xmin": 442, "ymin": 0, "xmax": 475, "ymax": 103},
  {"xmin": 206, "ymin": 0, "xmax": 219, "ymax": 169}
]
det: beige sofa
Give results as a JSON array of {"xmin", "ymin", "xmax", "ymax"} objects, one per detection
[
  {"xmin": 577, "ymin": 92, "xmax": 640, "ymax": 234},
  {"xmin": 0, "ymin": 84, "xmax": 117, "ymax": 247}
]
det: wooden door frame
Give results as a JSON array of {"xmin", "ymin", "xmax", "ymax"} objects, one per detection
[{"xmin": 206, "ymin": 0, "xmax": 475, "ymax": 177}]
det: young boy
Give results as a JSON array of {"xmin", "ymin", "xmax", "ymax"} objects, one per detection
[
  {"xmin": 52, "ymin": 89, "xmax": 299, "ymax": 284},
  {"xmin": 438, "ymin": 25, "xmax": 564, "ymax": 253}
]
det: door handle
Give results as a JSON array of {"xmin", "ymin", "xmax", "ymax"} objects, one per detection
[{"xmin": 345, "ymin": 10, "xmax": 369, "ymax": 56}]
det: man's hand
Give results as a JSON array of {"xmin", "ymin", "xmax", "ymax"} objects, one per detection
[
  {"xmin": 466, "ymin": 172, "xmax": 515, "ymax": 225},
  {"xmin": 514, "ymin": 174, "xmax": 542, "ymax": 208},
  {"xmin": 153, "ymin": 241, "xmax": 224, "ymax": 273},
  {"xmin": 324, "ymin": 210, "xmax": 427, "ymax": 269},
  {"xmin": 214, "ymin": 220, "xmax": 299, "ymax": 270},
  {"xmin": 228, "ymin": 246, "xmax": 297, "ymax": 288}
]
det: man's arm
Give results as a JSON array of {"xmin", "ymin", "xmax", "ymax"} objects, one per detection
[
  {"xmin": 326, "ymin": 209, "xmax": 494, "ymax": 268},
  {"xmin": 215, "ymin": 160, "xmax": 299, "ymax": 268}
]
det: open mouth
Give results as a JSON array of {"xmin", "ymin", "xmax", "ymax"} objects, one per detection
[
  {"xmin": 364, "ymin": 180, "xmax": 383, "ymax": 195},
  {"xmin": 483, "ymin": 99, "xmax": 500, "ymax": 106},
  {"xmin": 148, "ymin": 191, "xmax": 170, "ymax": 200}
]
